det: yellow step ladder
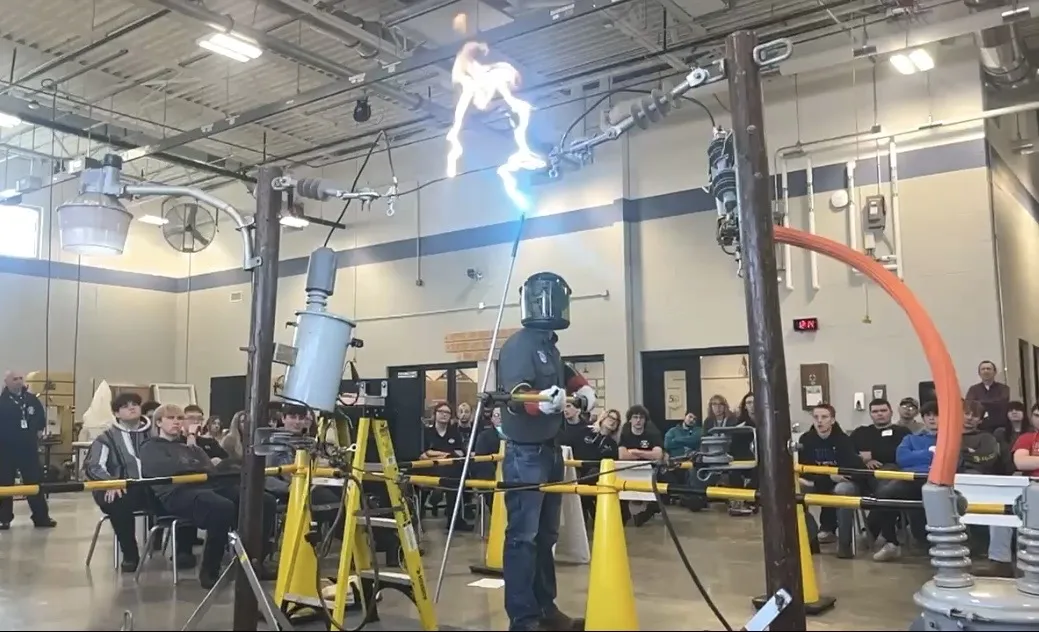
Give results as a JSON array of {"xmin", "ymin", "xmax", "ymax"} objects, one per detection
[{"xmin": 273, "ymin": 392, "xmax": 437, "ymax": 631}]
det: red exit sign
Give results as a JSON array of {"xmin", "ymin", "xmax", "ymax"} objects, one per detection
[{"xmin": 793, "ymin": 317, "xmax": 819, "ymax": 332}]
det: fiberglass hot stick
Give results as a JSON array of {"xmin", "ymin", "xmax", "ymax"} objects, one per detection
[{"xmin": 434, "ymin": 212, "xmax": 526, "ymax": 602}]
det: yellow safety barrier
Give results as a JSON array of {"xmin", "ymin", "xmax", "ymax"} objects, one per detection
[
  {"xmin": 0, "ymin": 465, "xmax": 298, "ymax": 498},
  {"xmin": 797, "ymin": 464, "xmax": 923, "ymax": 481}
]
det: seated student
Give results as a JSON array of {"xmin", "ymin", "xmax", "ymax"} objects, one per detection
[
  {"xmin": 955, "ymin": 399, "xmax": 1014, "ymax": 577},
  {"xmin": 797, "ymin": 403, "xmax": 865, "ymax": 559},
  {"xmin": 561, "ymin": 401, "xmax": 619, "ymax": 526},
  {"xmin": 851, "ymin": 398, "xmax": 910, "ymax": 471},
  {"xmin": 84, "ymin": 393, "xmax": 194, "ymax": 572},
  {"xmin": 184, "ymin": 404, "xmax": 228, "ymax": 461},
  {"xmin": 421, "ymin": 402, "xmax": 473, "ymax": 531},
  {"xmin": 472, "ymin": 407, "xmax": 504, "ymax": 482},
  {"xmin": 618, "ymin": 405, "xmax": 664, "ymax": 527},
  {"xmin": 873, "ymin": 401, "xmax": 941, "ymax": 562},
  {"xmin": 264, "ymin": 405, "xmax": 342, "ymax": 524},
  {"xmin": 141, "ymin": 404, "xmax": 276, "ymax": 588}
]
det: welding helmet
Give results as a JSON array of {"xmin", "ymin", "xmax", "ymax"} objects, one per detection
[{"xmin": 519, "ymin": 272, "xmax": 571, "ymax": 331}]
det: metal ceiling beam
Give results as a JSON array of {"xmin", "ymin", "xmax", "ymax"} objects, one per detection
[
  {"xmin": 608, "ymin": 6, "xmax": 688, "ymax": 71},
  {"xmin": 146, "ymin": 0, "xmax": 456, "ymax": 120},
  {"xmin": 0, "ymin": 10, "xmax": 169, "ymax": 97},
  {"xmin": 0, "ymin": 93, "xmax": 251, "ymax": 182},
  {"xmin": 115, "ymin": 0, "xmax": 636, "ymax": 166}
]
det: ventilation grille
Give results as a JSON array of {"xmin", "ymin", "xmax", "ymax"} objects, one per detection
[{"xmin": 229, "ymin": 290, "xmax": 244, "ymax": 303}]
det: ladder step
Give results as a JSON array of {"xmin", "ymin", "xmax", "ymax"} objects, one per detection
[
  {"xmin": 361, "ymin": 516, "xmax": 398, "ymax": 529},
  {"xmin": 359, "ymin": 569, "xmax": 411, "ymax": 586}
]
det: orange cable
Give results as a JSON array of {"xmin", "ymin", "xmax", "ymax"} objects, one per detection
[{"xmin": 774, "ymin": 226, "xmax": 962, "ymax": 486}]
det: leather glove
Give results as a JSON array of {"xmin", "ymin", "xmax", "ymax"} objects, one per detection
[
  {"xmin": 537, "ymin": 386, "xmax": 566, "ymax": 415},
  {"xmin": 576, "ymin": 384, "xmax": 597, "ymax": 412}
]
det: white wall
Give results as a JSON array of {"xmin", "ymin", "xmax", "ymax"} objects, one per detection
[{"xmin": 986, "ymin": 111, "xmax": 1039, "ymax": 402}]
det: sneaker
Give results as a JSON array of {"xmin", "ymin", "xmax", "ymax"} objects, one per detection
[
  {"xmin": 873, "ymin": 542, "xmax": 901, "ymax": 562},
  {"xmin": 120, "ymin": 558, "xmax": 140, "ymax": 573},
  {"xmin": 0, "ymin": 522, "xmax": 9, "ymax": 531},
  {"xmin": 727, "ymin": 501, "xmax": 753, "ymax": 516},
  {"xmin": 32, "ymin": 518, "xmax": 57, "ymax": 528},
  {"xmin": 817, "ymin": 531, "xmax": 837, "ymax": 544}
]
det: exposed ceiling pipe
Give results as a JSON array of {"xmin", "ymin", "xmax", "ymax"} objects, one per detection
[
  {"xmin": 252, "ymin": 0, "xmax": 382, "ymax": 60},
  {"xmin": 968, "ymin": 0, "xmax": 1036, "ymax": 88}
]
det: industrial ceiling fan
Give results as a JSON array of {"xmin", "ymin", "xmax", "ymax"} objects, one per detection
[{"xmin": 162, "ymin": 199, "xmax": 217, "ymax": 253}]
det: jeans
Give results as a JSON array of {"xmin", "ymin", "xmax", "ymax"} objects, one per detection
[
  {"xmin": 814, "ymin": 479, "xmax": 860, "ymax": 550},
  {"xmin": 989, "ymin": 526, "xmax": 1015, "ymax": 563},
  {"xmin": 872, "ymin": 479, "xmax": 927, "ymax": 545},
  {"xmin": 502, "ymin": 441, "xmax": 563, "ymax": 631}
]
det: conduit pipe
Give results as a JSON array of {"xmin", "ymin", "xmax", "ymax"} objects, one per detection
[
  {"xmin": 806, "ymin": 157, "xmax": 820, "ymax": 290},
  {"xmin": 889, "ymin": 140, "xmax": 904, "ymax": 280},
  {"xmin": 779, "ymin": 162, "xmax": 794, "ymax": 290},
  {"xmin": 775, "ymin": 225, "xmax": 963, "ymax": 486},
  {"xmin": 775, "ymin": 100, "xmax": 1039, "ymax": 167},
  {"xmin": 846, "ymin": 160, "xmax": 859, "ymax": 253}
]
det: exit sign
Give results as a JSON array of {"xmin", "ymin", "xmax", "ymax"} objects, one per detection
[{"xmin": 793, "ymin": 317, "xmax": 819, "ymax": 332}]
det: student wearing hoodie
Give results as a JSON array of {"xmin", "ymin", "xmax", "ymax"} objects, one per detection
[
  {"xmin": 141, "ymin": 403, "xmax": 276, "ymax": 588},
  {"xmin": 872, "ymin": 401, "xmax": 941, "ymax": 562},
  {"xmin": 84, "ymin": 393, "xmax": 191, "ymax": 572},
  {"xmin": 796, "ymin": 403, "xmax": 865, "ymax": 558},
  {"xmin": 664, "ymin": 412, "xmax": 703, "ymax": 459}
]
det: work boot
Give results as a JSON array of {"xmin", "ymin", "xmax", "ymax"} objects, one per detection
[
  {"xmin": 539, "ymin": 607, "xmax": 584, "ymax": 631},
  {"xmin": 176, "ymin": 553, "xmax": 197, "ymax": 570},
  {"xmin": 32, "ymin": 517, "xmax": 56, "ymax": 528}
]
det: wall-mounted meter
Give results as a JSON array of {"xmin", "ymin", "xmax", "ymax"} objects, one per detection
[{"xmin": 864, "ymin": 195, "xmax": 887, "ymax": 231}]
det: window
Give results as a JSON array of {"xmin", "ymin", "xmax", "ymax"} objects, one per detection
[{"xmin": 0, "ymin": 205, "xmax": 40, "ymax": 259}]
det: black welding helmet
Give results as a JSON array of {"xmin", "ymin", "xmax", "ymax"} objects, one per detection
[{"xmin": 519, "ymin": 272, "xmax": 571, "ymax": 331}]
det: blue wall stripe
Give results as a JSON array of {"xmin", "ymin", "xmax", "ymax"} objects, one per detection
[{"xmin": 0, "ymin": 137, "xmax": 991, "ymax": 293}]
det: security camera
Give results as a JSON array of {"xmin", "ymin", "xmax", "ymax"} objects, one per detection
[
  {"xmin": 466, "ymin": 268, "xmax": 482, "ymax": 281},
  {"xmin": 353, "ymin": 97, "xmax": 371, "ymax": 123}
]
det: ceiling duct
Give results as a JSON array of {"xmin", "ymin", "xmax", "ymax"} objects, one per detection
[{"xmin": 968, "ymin": 0, "xmax": 1036, "ymax": 88}]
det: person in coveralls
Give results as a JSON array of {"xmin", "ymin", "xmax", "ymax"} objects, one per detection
[{"xmin": 497, "ymin": 272, "xmax": 597, "ymax": 631}]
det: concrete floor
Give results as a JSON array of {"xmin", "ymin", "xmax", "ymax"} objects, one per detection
[{"xmin": 0, "ymin": 495, "xmax": 931, "ymax": 630}]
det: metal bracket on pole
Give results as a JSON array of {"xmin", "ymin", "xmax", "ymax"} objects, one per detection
[
  {"xmin": 181, "ymin": 532, "xmax": 294, "ymax": 632},
  {"xmin": 743, "ymin": 589, "xmax": 792, "ymax": 631}
]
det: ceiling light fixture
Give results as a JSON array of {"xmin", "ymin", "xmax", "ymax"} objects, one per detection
[
  {"xmin": 0, "ymin": 112, "xmax": 22, "ymax": 128},
  {"xmin": 198, "ymin": 32, "xmax": 263, "ymax": 63},
  {"xmin": 890, "ymin": 49, "xmax": 934, "ymax": 75},
  {"xmin": 138, "ymin": 214, "xmax": 169, "ymax": 226}
]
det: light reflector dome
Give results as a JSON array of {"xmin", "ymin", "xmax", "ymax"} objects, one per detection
[{"xmin": 57, "ymin": 192, "xmax": 133, "ymax": 256}]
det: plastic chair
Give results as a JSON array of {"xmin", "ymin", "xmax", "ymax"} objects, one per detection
[{"xmin": 134, "ymin": 516, "xmax": 195, "ymax": 585}]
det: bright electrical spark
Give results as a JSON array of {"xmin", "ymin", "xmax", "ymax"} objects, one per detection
[{"xmin": 446, "ymin": 42, "xmax": 546, "ymax": 210}]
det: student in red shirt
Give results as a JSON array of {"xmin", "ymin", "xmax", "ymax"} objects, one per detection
[{"xmin": 1012, "ymin": 415, "xmax": 1039, "ymax": 476}]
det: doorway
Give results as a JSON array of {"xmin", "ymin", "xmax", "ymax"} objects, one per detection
[
  {"xmin": 641, "ymin": 346, "xmax": 750, "ymax": 435},
  {"xmin": 210, "ymin": 375, "xmax": 247, "ymax": 426}
]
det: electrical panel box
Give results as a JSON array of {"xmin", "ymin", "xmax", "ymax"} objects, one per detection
[
  {"xmin": 864, "ymin": 194, "xmax": 887, "ymax": 230},
  {"xmin": 799, "ymin": 363, "xmax": 831, "ymax": 411}
]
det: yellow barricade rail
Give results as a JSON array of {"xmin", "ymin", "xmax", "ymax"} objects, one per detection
[
  {"xmin": 0, "ymin": 465, "xmax": 298, "ymax": 498},
  {"xmin": 797, "ymin": 464, "xmax": 925, "ymax": 481},
  {"xmin": 299, "ymin": 464, "xmax": 1015, "ymax": 516}
]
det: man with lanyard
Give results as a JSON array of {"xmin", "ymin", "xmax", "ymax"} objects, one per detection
[
  {"xmin": 498, "ymin": 272, "xmax": 597, "ymax": 632},
  {"xmin": 0, "ymin": 371, "xmax": 55, "ymax": 529}
]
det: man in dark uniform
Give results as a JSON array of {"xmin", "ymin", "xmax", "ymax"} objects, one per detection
[
  {"xmin": 0, "ymin": 370, "xmax": 55, "ymax": 529},
  {"xmin": 498, "ymin": 272, "xmax": 597, "ymax": 632}
]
